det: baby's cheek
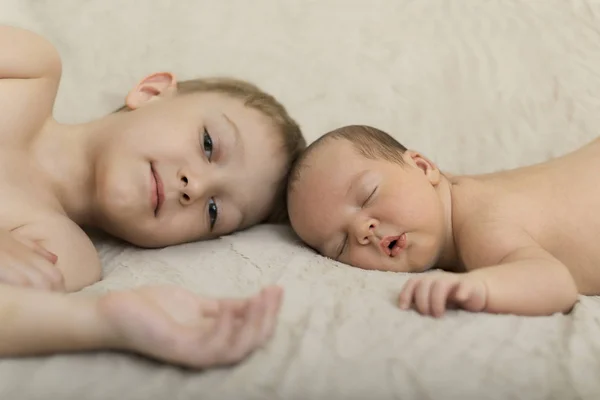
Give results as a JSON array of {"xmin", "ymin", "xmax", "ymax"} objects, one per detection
[{"xmin": 348, "ymin": 248, "xmax": 385, "ymax": 271}]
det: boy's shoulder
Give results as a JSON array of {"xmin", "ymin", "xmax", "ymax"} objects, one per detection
[{"xmin": 0, "ymin": 25, "xmax": 62, "ymax": 145}]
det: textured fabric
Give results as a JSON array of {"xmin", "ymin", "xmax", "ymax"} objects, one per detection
[{"xmin": 1, "ymin": 0, "xmax": 600, "ymax": 399}]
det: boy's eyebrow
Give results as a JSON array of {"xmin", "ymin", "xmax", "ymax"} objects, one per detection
[{"xmin": 222, "ymin": 113, "xmax": 243, "ymax": 157}]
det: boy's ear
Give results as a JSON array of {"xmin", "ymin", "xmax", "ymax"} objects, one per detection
[
  {"xmin": 406, "ymin": 150, "xmax": 441, "ymax": 186},
  {"xmin": 125, "ymin": 72, "xmax": 178, "ymax": 110}
]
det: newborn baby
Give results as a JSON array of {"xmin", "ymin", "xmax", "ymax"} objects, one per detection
[{"xmin": 286, "ymin": 125, "xmax": 598, "ymax": 317}]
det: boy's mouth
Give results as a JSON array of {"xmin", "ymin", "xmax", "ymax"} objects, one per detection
[
  {"xmin": 150, "ymin": 163, "xmax": 165, "ymax": 217},
  {"xmin": 380, "ymin": 234, "xmax": 406, "ymax": 257}
]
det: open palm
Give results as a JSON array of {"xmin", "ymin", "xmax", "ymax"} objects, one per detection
[{"xmin": 98, "ymin": 285, "xmax": 283, "ymax": 368}]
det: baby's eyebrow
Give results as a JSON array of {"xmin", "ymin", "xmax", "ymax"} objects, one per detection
[{"xmin": 346, "ymin": 170, "xmax": 363, "ymax": 197}]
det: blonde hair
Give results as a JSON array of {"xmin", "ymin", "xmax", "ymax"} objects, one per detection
[{"xmin": 116, "ymin": 77, "xmax": 306, "ymax": 223}]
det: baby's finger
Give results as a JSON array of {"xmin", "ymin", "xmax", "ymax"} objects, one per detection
[
  {"xmin": 454, "ymin": 280, "xmax": 473, "ymax": 303},
  {"xmin": 414, "ymin": 279, "xmax": 434, "ymax": 315},
  {"xmin": 430, "ymin": 280, "xmax": 457, "ymax": 318},
  {"xmin": 456, "ymin": 279, "xmax": 487, "ymax": 312},
  {"xmin": 398, "ymin": 278, "xmax": 419, "ymax": 310}
]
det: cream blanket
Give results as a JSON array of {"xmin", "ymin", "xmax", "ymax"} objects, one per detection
[{"xmin": 1, "ymin": 1, "xmax": 600, "ymax": 399}]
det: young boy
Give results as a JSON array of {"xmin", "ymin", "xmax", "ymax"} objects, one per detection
[
  {"xmin": 0, "ymin": 25, "xmax": 305, "ymax": 292},
  {"xmin": 0, "ymin": 25, "xmax": 303, "ymax": 366},
  {"xmin": 286, "ymin": 124, "xmax": 595, "ymax": 317}
]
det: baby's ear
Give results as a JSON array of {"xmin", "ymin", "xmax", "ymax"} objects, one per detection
[
  {"xmin": 124, "ymin": 72, "xmax": 178, "ymax": 110},
  {"xmin": 407, "ymin": 151, "xmax": 441, "ymax": 186}
]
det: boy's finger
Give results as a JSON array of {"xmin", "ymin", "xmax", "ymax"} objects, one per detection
[
  {"xmin": 202, "ymin": 307, "xmax": 234, "ymax": 366},
  {"xmin": 0, "ymin": 263, "xmax": 30, "ymax": 287},
  {"xmin": 228, "ymin": 295, "xmax": 263, "ymax": 362},
  {"xmin": 202, "ymin": 298, "xmax": 250, "ymax": 318},
  {"xmin": 259, "ymin": 286, "xmax": 283, "ymax": 343},
  {"xmin": 32, "ymin": 242, "xmax": 58, "ymax": 264},
  {"xmin": 16, "ymin": 263, "xmax": 52, "ymax": 291},
  {"xmin": 32, "ymin": 260, "xmax": 64, "ymax": 291},
  {"xmin": 18, "ymin": 236, "xmax": 58, "ymax": 264}
]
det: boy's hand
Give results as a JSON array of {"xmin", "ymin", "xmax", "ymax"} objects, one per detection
[
  {"xmin": 98, "ymin": 285, "xmax": 283, "ymax": 369},
  {"xmin": 0, "ymin": 230, "xmax": 64, "ymax": 291},
  {"xmin": 397, "ymin": 271, "xmax": 487, "ymax": 317}
]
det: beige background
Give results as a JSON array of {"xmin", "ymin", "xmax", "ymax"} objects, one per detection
[{"xmin": 2, "ymin": 1, "xmax": 600, "ymax": 399}]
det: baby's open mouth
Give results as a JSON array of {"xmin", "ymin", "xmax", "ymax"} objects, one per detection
[{"xmin": 380, "ymin": 234, "xmax": 406, "ymax": 257}]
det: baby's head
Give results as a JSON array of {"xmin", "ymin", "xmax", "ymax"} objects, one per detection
[
  {"xmin": 287, "ymin": 125, "xmax": 451, "ymax": 273},
  {"xmin": 93, "ymin": 72, "xmax": 305, "ymax": 247}
]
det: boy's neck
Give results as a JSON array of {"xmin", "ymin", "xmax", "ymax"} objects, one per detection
[{"xmin": 33, "ymin": 115, "xmax": 116, "ymax": 227}]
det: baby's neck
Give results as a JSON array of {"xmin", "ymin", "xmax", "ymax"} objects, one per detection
[{"xmin": 432, "ymin": 173, "xmax": 461, "ymax": 271}]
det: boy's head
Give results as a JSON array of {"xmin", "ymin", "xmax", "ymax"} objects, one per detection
[
  {"xmin": 287, "ymin": 125, "xmax": 448, "ymax": 273},
  {"xmin": 92, "ymin": 72, "xmax": 305, "ymax": 247}
]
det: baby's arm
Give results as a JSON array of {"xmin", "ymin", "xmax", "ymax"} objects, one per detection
[
  {"xmin": 0, "ymin": 25, "xmax": 61, "ymax": 80},
  {"xmin": 464, "ymin": 246, "xmax": 577, "ymax": 315},
  {"xmin": 399, "ymin": 231, "xmax": 578, "ymax": 317},
  {"xmin": 0, "ymin": 282, "xmax": 283, "ymax": 368}
]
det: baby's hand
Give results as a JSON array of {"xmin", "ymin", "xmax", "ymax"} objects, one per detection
[
  {"xmin": 0, "ymin": 230, "xmax": 64, "ymax": 291},
  {"xmin": 98, "ymin": 285, "xmax": 283, "ymax": 369},
  {"xmin": 397, "ymin": 271, "xmax": 487, "ymax": 317}
]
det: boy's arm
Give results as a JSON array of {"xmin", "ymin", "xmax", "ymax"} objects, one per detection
[
  {"xmin": 0, "ymin": 282, "xmax": 284, "ymax": 369},
  {"xmin": 0, "ymin": 25, "xmax": 61, "ymax": 80},
  {"xmin": 467, "ymin": 246, "xmax": 578, "ymax": 315},
  {"xmin": 0, "ymin": 283, "xmax": 109, "ymax": 356},
  {"xmin": 11, "ymin": 217, "xmax": 102, "ymax": 292}
]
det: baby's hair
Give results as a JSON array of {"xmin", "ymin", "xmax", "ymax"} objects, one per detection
[
  {"xmin": 115, "ymin": 77, "xmax": 306, "ymax": 224},
  {"xmin": 287, "ymin": 125, "xmax": 407, "ymax": 194}
]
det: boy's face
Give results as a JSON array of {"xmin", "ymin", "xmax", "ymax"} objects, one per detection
[
  {"xmin": 288, "ymin": 138, "xmax": 446, "ymax": 273},
  {"xmin": 92, "ymin": 74, "xmax": 284, "ymax": 247}
]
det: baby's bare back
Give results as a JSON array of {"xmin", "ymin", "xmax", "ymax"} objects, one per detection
[{"xmin": 458, "ymin": 138, "xmax": 600, "ymax": 294}]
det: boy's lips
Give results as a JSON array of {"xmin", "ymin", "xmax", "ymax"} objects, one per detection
[
  {"xmin": 150, "ymin": 163, "xmax": 165, "ymax": 216},
  {"xmin": 380, "ymin": 234, "xmax": 407, "ymax": 257}
]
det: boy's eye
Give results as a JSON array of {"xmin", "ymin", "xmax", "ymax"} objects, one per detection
[
  {"xmin": 203, "ymin": 128, "xmax": 213, "ymax": 160},
  {"xmin": 208, "ymin": 198, "xmax": 218, "ymax": 230}
]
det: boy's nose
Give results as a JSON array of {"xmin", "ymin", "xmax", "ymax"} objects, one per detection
[{"xmin": 178, "ymin": 168, "xmax": 208, "ymax": 206}]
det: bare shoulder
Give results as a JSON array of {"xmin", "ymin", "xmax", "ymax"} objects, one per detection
[
  {"xmin": 0, "ymin": 25, "xmax": 62, "ymax": 79},
  {"xmin": 0, "ymin": 25, "xmax": 62, "ymax": 145},
  {"xmin": 456, "ymin": 217, "xmax": 526, "ymax": 268},
  {"xmin": 452, "ymin": 183, "xmax": 537, "ymax": 271},
  {"xmin": 11, "ymin": 215, "xmax": 102, "ymax": 292}
]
